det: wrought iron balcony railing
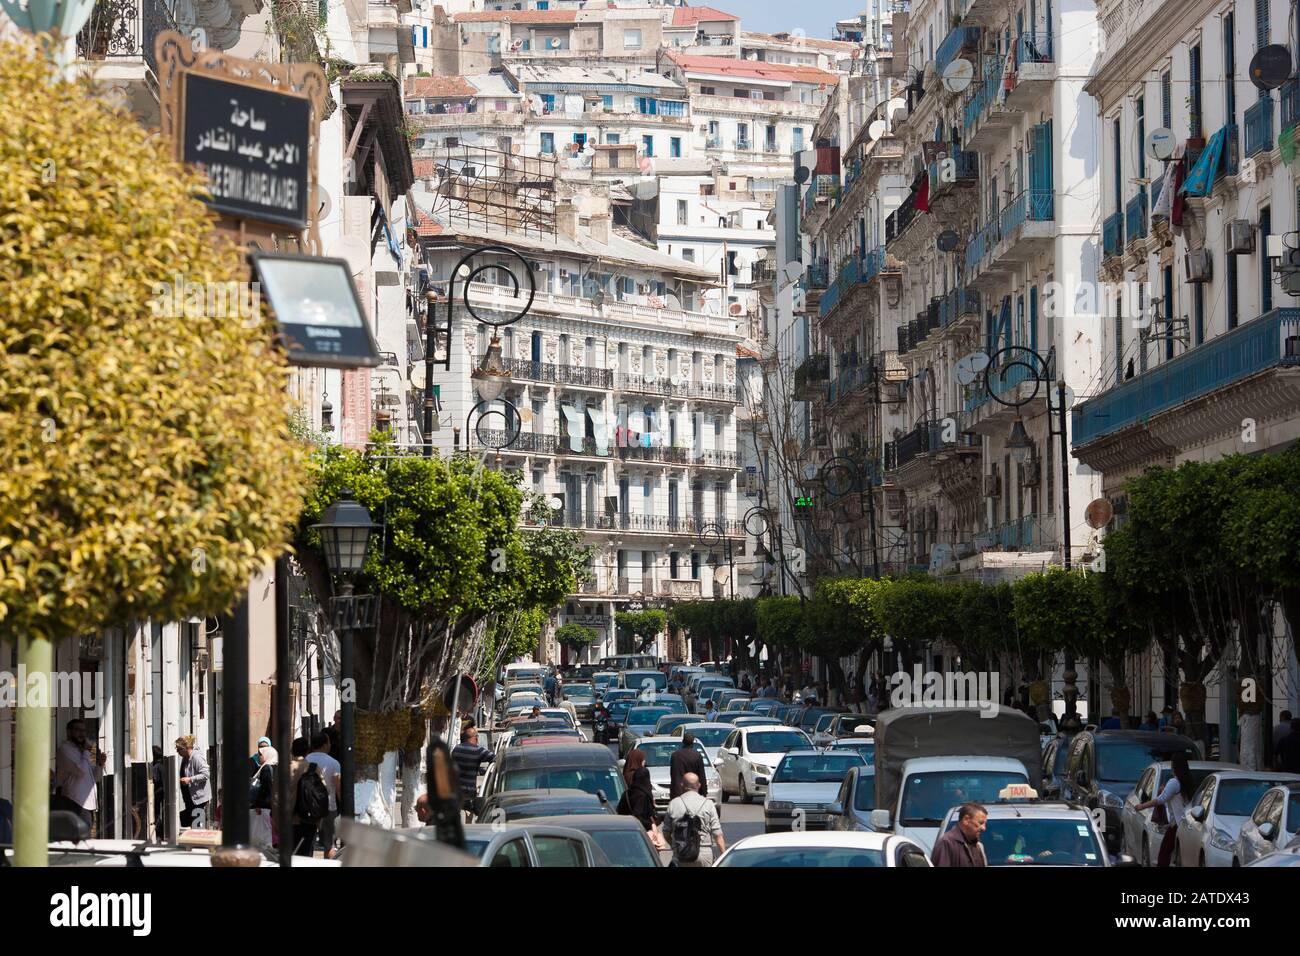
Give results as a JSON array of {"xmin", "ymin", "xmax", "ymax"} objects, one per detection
[
  {"xmin": 1245, "ymin": 96, "xmax": 1275, "ymax": 158},
  {"xmin": 77, "ymin": 0, "xmax": 176, "ymax": 75}
]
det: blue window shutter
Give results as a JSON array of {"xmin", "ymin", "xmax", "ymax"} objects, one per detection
[
  {"xmin": 1256, "ymin": 0, "xmax": 1270, "ymax": 49},
  {"xmin": 1190, "ymin": 45, "xmax": 1202, "ymax": 137},
  {"xmin": 1016, "ymin": 295, "xmax": 1025, "ymax": 346},
  {"xmin": 1030, "ymin": 287, "xmax": 1039, "ymax": 353},
  {"xmin": 1161, "ymin": 71, "xmax": 1172, "ymax": 128}
]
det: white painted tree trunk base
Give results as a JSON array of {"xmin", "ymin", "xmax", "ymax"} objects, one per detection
[
  {"xmin": 353, "ymin": 751, "xmax": 400, "ymax": 828},
  {"xmin": 1239, "ymin": 713, "xmax": 1262, "ymax": 770}
]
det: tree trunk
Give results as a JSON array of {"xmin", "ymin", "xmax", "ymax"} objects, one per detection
[{"xmin": 13, "ymin": 632, "xmax": 52, "ymax": 866}]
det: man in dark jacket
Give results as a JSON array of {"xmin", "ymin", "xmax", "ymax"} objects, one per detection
[
  {"xmin": 930, "ymin": 803, "xmax": 988, "ymax": 867},
  {"xmin": 669, "ymin": 732, "xmax": 708, "ymax": 800},
  {"xmin": 451, "ymin": 725, "xmax": 494, "ymax": 820},
  {"xmin": 1276, "ymin": 717, "xmax": 1300, "ymax": 773}
]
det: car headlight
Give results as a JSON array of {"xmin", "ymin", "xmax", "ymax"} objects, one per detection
[
  {"xmin": 766, "ymin": 801, "xmax": 794, "ymax": 812},
  {"xmin": 1100, "ymin": 790, "xmax": 1126, "ymax": 809},
  {"xmin": 753, "ymin": 764, "xmax": 771, "ymax": 776},
  {"xmin": 1210, "ymin": 826, "xmax": 1236, "ymax": 851}
]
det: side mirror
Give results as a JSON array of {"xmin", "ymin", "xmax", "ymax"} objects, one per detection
[
  {"xmin": 1258, "ymin": 822, "xmax": 1277, "ymax": 841},
  {"xmin": 596, "ymin": 789, "xmax": 609, "ymax": 805},
  {"xmin": 1189, "ymin": 805, "xmax": 1206, "ymax": 822},
  {"xmin": 1075, "ymin": 770, "xmax": 1089, "ymax": 788},
  {"xmin": 1114, "ymin": 854, "xmax": 1142, "ymax": 868},
  {"xmin": 869, "ymin": 809, "xmax": 892, "ymax": 830},
  {"xmin": 48, "ymin": 810, "xmax": 91, "ymax": 843},
  {"xmin": 827, "ymin": 801, "xmax": 844, "ymax": 816}
]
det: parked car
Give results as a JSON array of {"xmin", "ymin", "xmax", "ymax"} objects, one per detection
[
  {"xmin": 618, "ymin": 704, "xmax": 684, "ymax": 757},
  {"xmin": 669, "ymin": 722, "xmax": 736, "ymax": 763},
  {"xmin": 764, "ymin": 749, "xmax": 868, "ymax": 832},
  {"xmin": 828, "ymin": 737, "xmax": 875, "ymax": 765},
  {"xmin": 828, "ymin": 765, "xmax": 877, "ymax": 832},
  {"xmin": 456, "ymin": 823, "xmax": 612, "ymax": 867},
  {"xmin": 474, "ymin": 789, "xmax": 615, "ymax": 824},
  {"xmin": 1176, "ymin": 770, "xmax": 1300, "ymax": 867},
  {"xmin": 1244, "ymin": 841, "xmax": 1300, "ymax": 867},
  {"xmin": 525, "ymin": 814, "xmax": 662, "ymax": 867},
  {"xmin": 627, "ymin": 735, "xmax": 722, "ymax": 814},
  {"xmin": 716, "ymin": 726, "xmax": 813, "ymax": 804},
  {"xmin": 493, "ymin": 719, "xmax": 574, "ymax": 756},
  {"xmin": 714, "ymin": 831, "xmax": 931, "ymax": 867},
  {"xmin": 561, "ymin": 683, "xmax": 596, "ymax": 720},
  {"xmin": 1118, "ymin": 760, "xmax": 1220, "ymax": 864},
  {"xmin": 1235, "ymin": 782, "xmax": 1300, "ymax": 866},
  {"xmin": 1062, "ymin": 730, "xmax": 1201, "ymax": 853},
  {"xmin": 482, "ymin": 744, "xmax": 626, "ymax": 806},
  {"xmin": 811, "ymin": 713, "xmax": 874, "ymax": 747},
  {"xmin": 936, "ymin": 798, "xmax": 1119, "ymax": 867},
  {"xmin": 1039, "ymin": 733, "xmax": 1076, "ymax": 799}
]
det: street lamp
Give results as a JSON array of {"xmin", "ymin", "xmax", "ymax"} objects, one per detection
[
  {"xmin": 1005, "ymin": 417, "xmax": 1033, "ymax": 463},
  {"xmin": 1, "ymin": 0, "xmax": 96, "ymax": 69},
  {"xmin": 320, "ymin": 392, "xmax": 334, "ymax": 433},
  {"xmin": 471, "ymin": 334, "xmax": 510, "ymax": 402},
  {"xmin": 311, "ymin": 489, "xmax": 376, "ymax": 821}
]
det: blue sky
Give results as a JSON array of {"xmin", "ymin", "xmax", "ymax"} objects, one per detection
[{"xmin": 727, "ymin": 0, "xmax": 858, "ymax": 37}]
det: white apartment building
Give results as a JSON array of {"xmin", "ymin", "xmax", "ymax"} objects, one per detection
[
  {"xmin": 406, "ymin": 73, "xmax": 526, "ymax": 152},
  {"xmin": 661, "ymin": 4, "xmax": 741, "ymax": 56},
  {"xmin": 453, "ymin": 7, "xmax": 666, "ymax": 71}
]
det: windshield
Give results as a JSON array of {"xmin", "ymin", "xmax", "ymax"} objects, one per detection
[
  {"xmin": 589, "ymin": 830, "xmax": 657, "ymax": 867},
  {"xmin": 628, "ymin": 707, "xmax": 673, "ymax": 726},
  {"xmin": 835, "ymin": 716, "xmax": 873, "ymax": 734},
  {"xmin": 624, "ymin": 672, "xmax": 667, "ymax": 691},
  {"xmin": 501, "ymin": 766, "xmax": 624, "ymax": 799},
  {"xmin": 944, "ymin": 816, "xmax": 1105, "ymax": 866},
  {"xmin": 637, "ymin": 741, "xmax": 707, "ymax": 767},
  {"xmin": 719, "ymin": 847, "xmax": 885, "ymax": 868},
  {"xmin": 853, "ymin": 773, "xmax": 877, "ymax": 812},
  {"xmin": 684, "ymin": 726, "xmax": 732, "ymax": 747},
  {"xmin": 899, "ymin": 771, "xmax": 1027, "ymax": 826},
  {"xmin": 773, "ymin": 753, "xmax": 864, "ymax": 783},
  {"xmin": 746, "ymin": 731, "xmax": 808, "ymax": 754},
  {"xmin": 814, "ymin": 715, "xmax": 837, "ymax": 734},
  {"xmin": 656, "ymin": 716, "xmax": 693, "ymax": 732},
  {"xmin": 1097, "ymin": 741, "xmax": 1197, "ymax": 783},
  {"xmin": 607, "ymin": 701, "xmax": 633, "ymax": 720},
  {"xmin": 604, "ymin": 689, "xmax": 637, "ymax": 702},
  {"xmin": 1217, "ymin": 779, "xmax": 1292, "ymax": 817},
  {"xmin": 564, "ymin": 685, "xmax": 594, "ymax": 698},
  {"xmin": 835, "ymin": 741, "xmax": 875, "ymax": 764},
  {"xmin": 594, "ymin": 674, "xmax": 616, "ymax": 687}
]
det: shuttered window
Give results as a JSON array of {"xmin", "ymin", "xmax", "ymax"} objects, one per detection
[
  {"xmin": 1161, "ymin": 71, "xmax": 1172, "ymax": 128},
  {"xmin": 1190, "ymin": 45, "xmax": 1203, "ymax": 137}
]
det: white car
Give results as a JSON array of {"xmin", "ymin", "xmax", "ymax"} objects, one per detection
[
  {"xmin": 1244, "ymin": 840, "xmax": 1300, "ymax": 867},
  {"xmin": 713, "ymin": 830, "xmax": 931, "ymax": 867},
  {"xmin": 629, "ymin": 735, "xmax": 722, "ymax": 816},
  {"xmin": 670, "ymin": 722, "xmax": 737, "ymax": 764},
  {"xmin": 1176, "ymin": 770, "xmax": 1300, "ymax": 867},
  {"xmin": 1119, "ymin": 760, "xmax": 1221, "ymax": 865},
  {"xmin": 936, "ymin": 800, "xmax": 1113, "ymax": 867},
  {"xmin": 1234, "ymin": 781, "xmax": 1300, "ymax": 866},
  {"xmin": 716, "ymin": 725, "xmax": 812, "ymax": 803}
]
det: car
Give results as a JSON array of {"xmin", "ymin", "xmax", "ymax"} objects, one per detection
[
  {"xmin": 504, "ymin": 691, "xmax": 547, "ymax": 712},
  {"xmin": 600, "ymin": 654, "xmax": 658, "ymax": 672},
  {"xmin": 705, "ymin": 712, "xmax": 749, "ymax": 725},
  {"xmin": 1039, "ymin": 733, "xmax": 1076, "ymax": 799},
  {"xmin": 699, "ymin": 685, "xmax": 738, "ymax": 713},
  {"xmin": 457, "ymin": 823, "xmax": 613, "ymax": 867},
  {"xmin": 716, "ymin": 725, "xmax": 813, "ymax": 804},
  {"xmin": 772, "ymin": 704, "xmax": 799, "ymax": 724},
  {"xmin": 654, "ymin": 713, "xmax": 700, "ymax": 736},
  {"xmin": 619, "ymin": 669, "xmax": 668, "ymax": 694},
  {"xmin": 502, "ymin": 664, "xmax": 547, "ymax": 684},
  {"xmin": 828, "ymin": 765, "xmax": 877, "ymax": 832},
  {"xmin": 601, "ymin": 698, "xmax": 635, "ymax": 744},
  {"xmin": 714, "ymin": 831, "xmax": 931, "ymax": 867},
  {"xmin": 474, "ymin": 789, "xmax": 616, "ymax": 824},
  {"xmin": 601, "ymin": 688, "xmax": 641, "ymax": 706},
  {"xmin": 592, "ymin": 671, "xmax": 619, "ymax": 695},
  {"xmin": 524, "ymin": 814, "xmax": 662, "ymax": 867},
  {"xmin": 1235, "ymin": 782, "xmax": 1300, "ymax": 865},
  {"xmin": 561, "ymin": 683, "xmax": 596, "ymax": 720},
  {"xmin": 717, "ymin": 691, "xmax": 751, "ymax": 711},
  {"xmin": 796, "ymin": 707, "xmax": 839, "ymax": 735},
  {"xmin": 628, "ymin": 735, "xmax": 722, "ymax": 814},
  {"xmin": 1176, "ymin": 770, "xmax": 1300, "ymax": 867},
  {"xmin": 538, "ymin": 707, "xmax": 581, "ymax": 732},
  {"xmin": 764, "ymin": 749, "xmax": 868, "ymax": 832},
  {"xmin": 1062, "ymin": 730, "xmax": 1201, "ymax": 854},
  {"xmin": 668, "ymin": 721, "xmax": 737, "ymax": 761},
  {"xmin": 811, "ymin": 713, "xmax": 874, "ymax": 747},
  {"xmin": 828, "ymin": 737, "xmax": 875, "ymax": 764},
  {"xmin": 482, "ymin": 743, "xmax": 627, "ymax": 805},
  {"xmin": 731, "ymin": 715, "xmax": 783, "ymax": 728},
  {"xmin": 1244, "ymin": 840, "xmax": 1300, "ymax": 867},
  {"xmin": 687, "ymin": 675, "xmax": 734, "ymax": 711},
  {"xmin": 618, "ymin": 704, "xmax": 684, "ymax": 756},
  {"xmin": 1118, "ymin": 760, "xmax": 1220, "ymax": 865},
  {"xmin": 747, "ymin": 699, "xmax": 782, "ymax": 715},
  {"xmin": 935, "ymin": 796, "xmax": 1116, "ymax": 867},
  {"xmin": 515, "ymin": 734, "xmax": 585, "ymax": 748},
  {"xmin": 649, "ymin": 693, "xmax": 686, "ymax": 709}
]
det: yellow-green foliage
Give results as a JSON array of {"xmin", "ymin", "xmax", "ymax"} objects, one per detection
[{"xmin": 0, "ymin": 40, "xmax": 307, "ymax": 641}]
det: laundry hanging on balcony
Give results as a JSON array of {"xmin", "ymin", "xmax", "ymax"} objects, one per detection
[
  {"xmin": 914, "ymin": 171, "xmax": 930, "ymax": 213},
  {"xmin": 1150, "ymin": 149, "xmax": 1180, "ymax": 225},
  {"xmin": 560, "ymin": 404, "xmax": 586, "ymax": 452},
  {"xmin": 1281, "ymin": 124, "xmax": 1299, "ymax": 166},
  {"xmin": 587, "ymin": 406, "xmax": 609, "ymax": 455},
  {"xmin": 1180, "ymin": 127, "xmax": 1226, "ymax": 197}
]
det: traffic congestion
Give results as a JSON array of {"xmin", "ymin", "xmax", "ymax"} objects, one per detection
[{"xmin": 448, "ymin": 656, "xmax": 1300, "ymax": 868}]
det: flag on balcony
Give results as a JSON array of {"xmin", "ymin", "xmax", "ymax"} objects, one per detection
[
  {"xmin": 915, "ymin": 172, "xmax": 930, "ymax": 213},
  {"xmin": 1180, "ymin": 127, "xmax": 1225, "ymax": 197},
  {"xmin": 1281, "ymin": 124, "xmax": 1298, "ymax": 166}
]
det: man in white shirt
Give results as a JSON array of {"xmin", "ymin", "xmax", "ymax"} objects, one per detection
[
  {"xmin": 55, "ymin": 719, "xmax": 104, "ymax": 828},
  {"xmin": 305, "ymin": 732, "xmax": 341, "ymax": 853},
  {"xmin": 664, "ymin": 773, "xmax": 725, "ymax": 867}
]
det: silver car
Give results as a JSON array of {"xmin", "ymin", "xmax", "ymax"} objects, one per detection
[
  {"xmin": 828, "ymin": 764, "xmax": 877, "ymax": 832},
  {"xmin": 764, "ymin": 749, "xmax": 867, "ymax": 832}
]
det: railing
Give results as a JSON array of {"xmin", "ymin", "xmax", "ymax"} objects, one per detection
[
  {"xmin": 930, "ymin": 148, "xmax": 979, "ymax": 196},
  {"xmin": 1072, "ymin": 308, "xmax": 1300, "ymax": 445},
  {"xmin": 616, "ymin": 445, "xmax": 692, "ymax": 465},
  {"xmin": 1125, "ymin": 190, "xmax": 1148, "ymax": 243},
  {"xmin": 695, "ymin": 449, "xmax": 739, "ymax": 468},
  {"xmin": 735, "ymin": 139, "xmax": 753, "ymax": 152},
  {"xmin": 1150, "ymin": 177, "xmax": 1163, "ymax": 218},
  {"xmin": 503, "ymin": 358, "xmax": 613, "ymax": 388},
  {"xmin": 885, "ymin": 191, "xmax": 919, "ymax": 246},
  {"xmin": 1220, "ymin": 123, "xmax": 1240, "ymax": 179},
  {"xmin": 77, "ymin": 0, "xmax": 176, "ymax": 75},
  {"xmin": 965, "ymin": 219, "xmax": 1000, "ymax": 271},
  {"xmin": 614, "ymin": 514, "xmax": 745, "ymax": 536},
  {"xmin": 804, "ymin": 260, "xmax": 830, "ymax": 290},
  {"xmin": 476, "ymin": 430, "xmax": 560, "ymax": 454},
  {"xmin": 940, "ymin": 286, "xmax": 981, "ymax": 327},
  {"xmin": 555, "ymin": 436, "xmax": 613, "ymax": 458},
  {"xmin": 965, "ymin": 352, "xmax": 1047, "ymax": 413},
  {"xmin": 794, "ymin": 354, "xmax": 831, "ymax": 393},
  {"xmin": 826, "ymin": 364, "xmax": 869, "ymax": 405},
  {"xmin": 935, "ymin": 24, "xmax": 981, "ymax": 75},
  {"xmin": 1013, "ymin": 31, "xmax": 1054, "ymax": 66},
  {"xmin": 988, "ymin": 514, "xmax": 1049, "ymax": 551},
  {"xmin": 1000, "ymin": 188, "xmax": 1055, "ymax": 237},
  {"xmin": 963, "ymin": 53, "xmax": 1006, "ymax": 133},
  {"xmin": 1282, "ymin": 76, "xmax": 1300, "ymax": 133},
  {"xmin": 706, "ymin": 136, "xmax": 724, "ymax": 149},
  {"xmin": 1103, "ymin": 211, "xmax": 1124, "ymax": 258},
  {"xmin": 461, "ymin": 280, "xmax": 733, "ymax": 336},
  {"xmin": 897, "ymin": 324, "xmax": 911, "ymax": 355},
  {"xmin": 1244, "ymin": 97, "xmax": 1274, "ymax": 158}
]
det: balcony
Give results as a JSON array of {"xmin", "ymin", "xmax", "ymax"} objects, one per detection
[
  {"xmin": 612, "ymin": 514, "xmax": 746, "ymax": 537},
  {"xmin": 555, "ymin": 435, "xmax": 613, "ymax": 459},
  {"xmin": 411, "ymin": 110, "xmax": 525, "ymax": 129},
  {"xmin": 804, "ymin": 260, "xmax": 830, "ymax": 291},
  {"xmin": 476, "ymin": 430, "xmax": 560, "ymax": 455},
  {"xmin": 1072, "ymin": 308, "xmax": 1300, "ymax": 458},
  {"xmin": 965, "ymin": 219, "xmax": 999, "ymax": 275},
  {"xmin": 735, "ymin": 139, "xmax": 754, "ymax": 153},
  {"xmin": 1103, "ymin": 211, "xmax": 1124, "ymax": 259},
  {"xmin": 1282, "ymin": 77, "xmax": 1300, "ymax": 134},
  {"xmin": 935, "ymin": 25, "xmax": 981, "ymax": 77},
  {"xmin": 979, "ymin": 514, "xmax": 1052, "ymax": 552},
  {"xmin": 939, "ymin": 286, "xmax": 982, "ymax": 331},
  {"xmin": 794, "ymin": 354, "xmax": 830, "ymax": 398},
  {"xmin": 826, "ymin": 363, "xmax": 870, "ymax": 407},
  {"xmin": 77, "ymin": 0, "xmax": 176, "ymax": 77},
  {"xmin": 928, "ymin": 148, "xmax": 979, "ymax": 202},
  {"xmin": 659, "ymin": 579, "xmax": 703, "ymax": 600},
  {"xmin": 885, "ymin": 191, "xmax": 921, "ymax": 248},
  {"xmin": 963, "ymin": 54, "xmax": 1016, "ymax": 151},
  {"xmin": 695, "ymin": 449, "xmax": 739, "ymax": 469},
  {"xmin": 705, "ymin": 136, "xmax": 724, "ymax": 149},
  {"xmin": 615, "ymin": 444, "xmax": 692, "ymax": 465},
  {"xmin": 1125, "ymin": 191, "xmax": 1148, "ymax": 246},
  {"xmin": 994, "ymin": 189, "xmax": 1054, "ymax": 262},
  {"xmin": 818, "ymin": 247, "xmax": 892, "ymax": 320},
  {"xmin": 503, "ymin": 358, "xmax": 613, "ymax": 389},
  {"xmin": 1005, "ymin": 33, "xmax": 1055, "ymax": 108},
  {"xmin": 1244, "ymin": 97, "xmax": 1275, "ymax": 159}
]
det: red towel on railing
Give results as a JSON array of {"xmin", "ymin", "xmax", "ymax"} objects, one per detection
[{"xmin": 915, "ymin": 172, "xmax": 930, "ymax": 213}]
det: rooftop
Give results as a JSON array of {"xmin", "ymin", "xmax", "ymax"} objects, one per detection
[
  {"xmin": 511, "ymin": 63, "xmax": 685, "ymax": 91},
  {"xmin": 670, "ymin": 5, "xmax": 740, "ymax": 26},
  {"xmin": 664, "ymin": 52, "xmax": 838, "ymax": 85},
  {"xmin": 454, "ymin": 10, "xmax": 578, "ymax": 24}
]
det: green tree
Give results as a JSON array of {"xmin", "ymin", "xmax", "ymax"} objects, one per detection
[
  {"xmin": 877, "ymin": 577, "xmax": 951, "ymax": 671},
  {"xmin": 756, "ymin": 596, "xmax": 808, "ymax": 652},
  {"xmin": 804, "ymin": 577, "xmax": 884, "ymax": 696},
  {"xmin": 555, "ymin": 622, "xmax": 598, "ymax": 648},
  {"xmin": 615, "ymin": 609, "xmax": 668, "ymax": 653}
]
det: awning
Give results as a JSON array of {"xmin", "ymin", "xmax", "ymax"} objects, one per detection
[
  {"xmin": 561, "ymin": 404, "xmax": 585, "ymax": 451},
  {"xmin": 587, "ymin": 405, "xmax": 609, "ymax": 455},
  {"xmin": 1181, "ymin": 127, "xmax": 1226, "ymax": 197}
]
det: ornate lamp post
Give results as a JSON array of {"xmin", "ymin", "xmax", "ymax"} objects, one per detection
[
  {"xmin": 819, "ymin": 454, "xmax": 882, "ymax": 578},
  {"xmin": 311, "ymin": 489, "xmax": 377, "ymax": 820},
  {"xmin": 696, "ymin": 521, "xmax": 735, "ymax": 600},
  {"xmin": 1, "ymin": 0, "xmax": 96, "ymax": 69}
]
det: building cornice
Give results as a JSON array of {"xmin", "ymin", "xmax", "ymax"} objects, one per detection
[{"xmin": 1084, "ymin": 0, "xmax": 1221, "ymax": 112}]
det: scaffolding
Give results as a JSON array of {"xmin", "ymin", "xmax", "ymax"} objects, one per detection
[{"xmin": 426, "ymin": 143, "xmax": 558, "ymax": 239}]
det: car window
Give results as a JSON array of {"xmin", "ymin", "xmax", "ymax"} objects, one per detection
[
  {"xmin": 723, "ymin": 731, "xmax": 738, "ymax": 751},
  {"xmin": 1042, "ymin": 742, "xmax": 1056, "ymax": 777},
  {"xmin": 773, "ymin": 753, "xmax": 864, "ymax": 782},
  {"xmin": 1136, "ymin": 769, "xmax": 1152, "ymax": 802},
  {"xmin": 588, "ymin": 829, "xmax": 657, "ymax": 867},
  {"xmin": 532, "ymin": 836, "xmax": 587, "ymax": 867},
  {"xmin": 835, "ymin": 773, "xmax": 852, "ymax": 808},
  {"xmin": 718, "ymin": 847, "xmax": 885, "ymax": 867},
  {"xmin": 945, "ymin": 815, "xmax": 1106, "ymax": 866},
  {"xmin": 1252, "ymin": 791, "xmax": 1277, "ymax": 825},
  {"xmin": 853, "ymin": 772, "xmax": 877, "ymax": 812},
  {"xmin": 1216, "ymin": 779, "xmax": 1291, "ymax": 817},
  {"xmin": 489, "ymin": 838, "xmax": 532, "ymax": 868},
  {"xmin": 1197, "ymin": 779, "xmax": 1216, "ymax": 813}
]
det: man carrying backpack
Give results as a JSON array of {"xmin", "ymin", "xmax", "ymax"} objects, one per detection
[
  {"xmin": 293, "ymin": 754, "xmax": 332, "ymax": 857},
  {"xmin": 664, "ymin": 773, "xmax": 724, "ymax": 867}
]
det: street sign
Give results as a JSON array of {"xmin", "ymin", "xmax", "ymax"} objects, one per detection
[{"xmin": 251, "ymin": 253, "xmax": 382, "ymax": 368}]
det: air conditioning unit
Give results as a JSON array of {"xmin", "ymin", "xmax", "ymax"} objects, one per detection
[
  {"xmin": 983, "ymin": 473, "xmax": 1001, "ymax": 497},
  {"xmin": 1021, "ymin": 459, "xmax": 1041, "ymax": 487},
  {"xmin": 1226, "ymin": 219, "xmax": 1254, "ymax": 254},
  {"xmin": 1185, "ymin": 249, "xmax": 1213, "ymax": 283}
]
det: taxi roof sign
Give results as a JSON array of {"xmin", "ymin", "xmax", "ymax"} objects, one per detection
[{"xmin": 998, "ymin": 783, "xmax": 1039, "ymax": 800}]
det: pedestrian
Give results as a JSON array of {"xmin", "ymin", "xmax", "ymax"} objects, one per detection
[
  {"xmin": 1139, "ymin": 711, "xmax": 1160, "ymax": 732},
  {"xmin": 305, "ymin": 732, "xmax": 341, "ymax": 852},
  {"xmin": 619, "ymin": 748, "xmax": 664, "ymax": 848},
  {"xmin": 704, "ymin": 699, "xmax": 720, "ymax": 722},
  {"xmin": 174, "ymin": 735, "xmax": 211, "ymax": 829},
  {"xmin": 1170, "ymin": 711, "xmax": 1187, "ymax": 735},
  {"xmin": 669, "ymin": 732, "xmax": 708, "ymax": 800},
  {"xmin": 1099, "ymin": 709, "xmax": 1123, "ymax": 730},
  {"xmin": 1158, "ymin": 705, "xmax": 1174, "ymax": 729},
  {"xmin": 248, "ymin": 734, "xmax": 272, "ymax": 774},
  {"xmin": 249, "ymin": 739, "xmax": 277, "ymax": 850},
  {"xmin": 324, "ymin": 710, "xmax": 342, "ymax": 763},
  {"xmin": 930, "ymin": 803, "xmax": 988, "ymax": 867},
  {"xmin": 848, "ymin": 674, "xmax": 863, "ymax": 714},
  {"xmin": 54, "ymin": 719, "xmax": 104, "ymax": 830},
  {"xmin": 292, "ymin": 758, "xmax": 330, "ymax": 856},
  {"xmin": 664, "ymin": 773, "xmax": 725, "ymax": 867},
  {"xmin": 1274, "ymin": 710, "xmax": 1294, "ymax": 749},
  {"xmin": 739, "ymin": 673, "xmax": 752, "ymax": 693},
  {"xmin": 543, "ymin": 670, "xmax": 558, "ymax": 706},
  {"xmin": 1276, "ymin": 717, "xmax": 1300, "ymax": 773},
  {"xmin": 1134, "ymin": 751, "xmax": 1195, "ymax": 866},
  {"xmin": 452, "ymin": 724, "xmax": 495, "ymax": 821}
]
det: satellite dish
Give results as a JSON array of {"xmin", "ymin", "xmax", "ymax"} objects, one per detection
[
  {"xmin": 1047, "ymin": 382, "xmax": 1076, "ymax": 412},
  {"xmin": 937, "ymin": 230, "xmax": 960, "ymax": 253},
  {"xmin": 1145, "ymin": 127, "xmax": 1175, "ymax": 162},
  {"xmin": 754, "ymin": 248, "xmax": 769, "ymax": 261},
  {"xmin": 942, "ymin": 58, "xmax": 974, "ymax": 94},
  {"xmin": 664, "ymin": 293, "xmax": 682, "ymax": 310},
  {"xmin": 868, "ymin": 119, "xmax": 887, "ymax": 141},
  {"xmin": 954, "ymin": 351, "xmax": 990, "ymax": 387},
  {"xmin": 1085, "ymin": 498, "xmax": 1115, "ymax": 530},
  {"xmin": 794, "ymin": 165, "xmax": 811, "ymax": 184},
  {"xmin": 1249, "ymin": 44, "xmax": 1292, "ymax": 91}
]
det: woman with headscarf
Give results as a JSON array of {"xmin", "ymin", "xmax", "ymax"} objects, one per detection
[
  {"xmin": 618, "ymin": 748, "xmax": 662, "ymax": 848},
  {"xmin": 250, "ymin": 738, "xmax": 278, "ymax": 850}
]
